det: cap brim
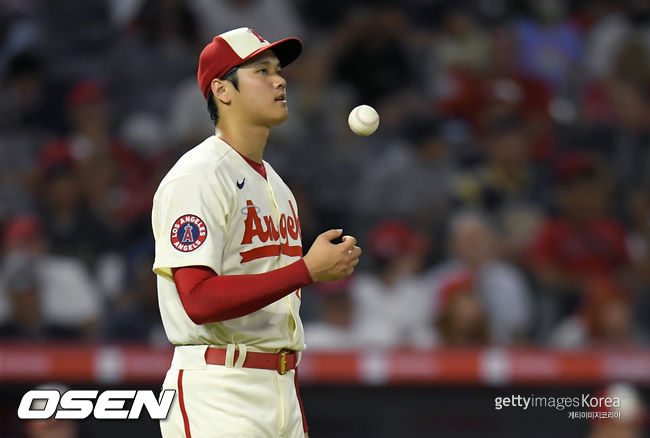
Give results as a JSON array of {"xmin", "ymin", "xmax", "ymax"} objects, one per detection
[{"xmin": 242, "ymin": 37, "xmax": 302, "ymax": 69}]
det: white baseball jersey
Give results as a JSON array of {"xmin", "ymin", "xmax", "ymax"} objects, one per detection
[{"xmin": 152, "ymin": 135, "xmax": 305, "ymax": 352}]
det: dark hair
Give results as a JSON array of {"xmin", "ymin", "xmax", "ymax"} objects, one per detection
[{"xmin": 206, "ymin": 67, "xmax": 239, "ymax": 126}]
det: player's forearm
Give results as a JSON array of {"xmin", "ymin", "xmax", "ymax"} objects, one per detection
[{"xmin": 173, "ymin": 260, "xmax": 313, "ymax": 324}]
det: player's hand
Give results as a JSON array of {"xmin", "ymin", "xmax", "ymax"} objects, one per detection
[{"xmin": 303, "ymin": 229, "xmax": 362, "ymax": 282}]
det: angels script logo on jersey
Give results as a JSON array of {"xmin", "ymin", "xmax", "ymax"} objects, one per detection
[
  {"xmin": 171, "ymin": 214, "xmax": 207, "ymax": 252},
  {"xmin": 240, "ymin": 199, "xmax": 302, "ymax": 262}
]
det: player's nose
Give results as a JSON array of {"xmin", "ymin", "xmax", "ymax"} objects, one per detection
[{"xmin": 274, "ymin": 74, "xmax": 286, "ymax": 89}]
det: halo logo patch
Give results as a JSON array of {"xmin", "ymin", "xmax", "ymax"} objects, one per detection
[{"xmin": 171, "ymin": 215, "xmax": 207, "ymax": 252}]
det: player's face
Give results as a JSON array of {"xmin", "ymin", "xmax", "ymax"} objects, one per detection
[{"xmin": 233, "ymin": 51, "xmax": 288, "ymax": 127}]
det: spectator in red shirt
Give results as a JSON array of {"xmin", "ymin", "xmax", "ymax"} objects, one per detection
[
  {"xmin": 529, "ymin": 151, "xmax": 630, "ymax": 326},
  {"xmin": 38, "ymin": 79, "xmax": 152, "ymax": 239},
  {"xmin": 435, "ymin": 26, "xmax": 554, "ymax": 161},
  {"xmin": 548, "ymin": 275, "xmax": 639, "ymax": 348}
]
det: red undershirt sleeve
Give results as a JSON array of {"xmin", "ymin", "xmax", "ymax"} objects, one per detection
[{"xmin": 172, "ymin": 260, "xmax": 313, "ymax": 324}]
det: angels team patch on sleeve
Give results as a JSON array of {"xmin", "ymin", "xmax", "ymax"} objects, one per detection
[{"xmin": 170, "ymin": 215, "xmax": 207, "ymax": 252}]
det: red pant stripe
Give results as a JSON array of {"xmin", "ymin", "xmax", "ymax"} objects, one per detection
[
  {"xmin": 177, "ymin": 370, "xmax": 192, "ymax": 438},
  {"xmin": 294, "ymin": 368, "xmax": 308, "ymax": 433}
]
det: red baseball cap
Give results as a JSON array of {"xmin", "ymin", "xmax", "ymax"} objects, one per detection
[
  {"xmin": 68, "ymin": 79, "xmax": 106, "ymax": 108},
  {"xmin": 197, "ymin": 27, "xmax": 302, "ymax": 99},
  {"xmin": 437, "ymin": 271, "xmax": 476, "ymax": 314},
  {"xmin": 554, "ymin": 150, "xmax": 596, "ymax": 182},
  {"xmin": 367, "ymin": 220, "xmax": 430, "ymax": 262}
]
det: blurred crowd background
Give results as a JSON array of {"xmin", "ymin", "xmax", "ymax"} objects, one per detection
[{"xmin": 0, "ymin": 0, "xmax": 649, "ymax": 354}]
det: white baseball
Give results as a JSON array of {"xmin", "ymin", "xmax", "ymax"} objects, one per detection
[{"xmin": 348, "ymin": 105, "xmax": 379, "ymax": 136}]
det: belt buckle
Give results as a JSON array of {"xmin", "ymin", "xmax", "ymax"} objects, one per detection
[{"xmin": 278, "ymin": 351, "xmax": 288, "ymax": 375}]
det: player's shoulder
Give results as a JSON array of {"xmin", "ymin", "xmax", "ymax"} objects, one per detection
[{"xmin": 157, "ymin": 136, "xmax": 237, "ymax": 188}]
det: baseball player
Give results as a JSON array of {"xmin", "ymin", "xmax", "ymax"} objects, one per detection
[{"xmin": 152, "ymin": 27, "xmax": 361, "ymax": 438}]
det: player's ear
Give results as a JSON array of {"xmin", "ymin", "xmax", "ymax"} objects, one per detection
[{"xmin": 211, "ymin": 78, "xmax": 231, "ymax": 105}]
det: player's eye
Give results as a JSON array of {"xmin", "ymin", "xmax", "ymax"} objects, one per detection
[{"xmin": 258, "ymin": 68, "xmax": 268, "ymax": 74}]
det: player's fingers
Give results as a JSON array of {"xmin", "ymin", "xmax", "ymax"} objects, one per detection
[
  {"xmin": 345, "ymin": 245, "xmax": 362, "ymax": 258},
  {"xmin": 319, "ymin": 228, "xmax": 343, "ymax": 242},
  {"xmin": 342, "ymin": 235, "xmax": 357, "ymax": 247},
  {"xmin": 339, "ymin": 236, "xmax": 357, "ymax": 252},
  {"xmin": 349, "ymin": 257, "xmax": 360, "ymax": 268}
]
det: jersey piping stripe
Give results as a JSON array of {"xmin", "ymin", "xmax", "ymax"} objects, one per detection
[{"xmin": 177, "ymin": 370, "xmax": 192, "ymax": 438}]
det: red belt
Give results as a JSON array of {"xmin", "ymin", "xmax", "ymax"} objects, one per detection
[{"xmin": 204, "ymin": 347, "xmax": 297, "ymax": 375}]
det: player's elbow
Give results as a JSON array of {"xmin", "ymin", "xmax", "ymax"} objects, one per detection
[
  {"xmin": 186, "ymin": 309, "xmax": 212, "ymax": 325},
  {"xmin": 176, "ymin": 292, "xmax": 211, "ymax": 325},
  {"xmin": 180, "ymin": 299, "xmax": 227, "ymax": 324}
]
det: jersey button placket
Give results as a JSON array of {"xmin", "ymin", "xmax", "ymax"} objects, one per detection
[
  {"xmin": 265, "ymin": 181, "xmax": 282, "ymax": 257},
  {"xmin": 266, "ymin": 179, "xmax": 301, "ymax": 346}
]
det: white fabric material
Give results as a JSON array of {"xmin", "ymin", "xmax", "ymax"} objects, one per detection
[
  {"xmin": 304, "ymin": 322, "xmax": 361, "ymax": 350},
  {"xmin": 351, "ymin": 273, "xmax": 435, "ymax": 349},
  {"xmin": 152, "ymin": 136, "xmax": 305, "ymax": 352},
  {"xmin": 219, "ymin": 27, "xmax": 269, "ymax": 59},
  {"xmin": 39, "ymin": 256, "xmax": 101, "ymax": 325},
  {"xmin": 161, "ymin": 346, "xmax": 303, "ymax": 438},
  {"xmin": 0, "ymin": 253, "xmax": 100, "ymax": 327}
]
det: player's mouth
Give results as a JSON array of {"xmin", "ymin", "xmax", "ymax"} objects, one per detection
[{"xmin": 275, "ymin": 94, "xmax": 287, "ymax": 103}]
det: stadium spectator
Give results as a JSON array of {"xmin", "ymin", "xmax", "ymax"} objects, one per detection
[
  {"xmin": 355, "ymin": 116, "xmax": 453, "ymax": 236},
  {"xmin": 332, "ymin": 6, "xmax": 413, "ymax": 107},
  {"xmin": 434, "ymin": 271, "xmax": 489, "ymax": 347},
  {"xmin": 303, "ymin": 277, "xmax": 360, "ymax": 350},
  {"xmin": 512, "ymin": 0, "xmax": 583, "ymax": 93},
  {"xmin": 23, "ymin": 383, "xmax": 80, "ymax": 438},
  {"xmin": 428, "ymin": 211, "xmax": 533, "ymax": 344},
  {"xmin": 548, "ymin": 276, "xmax": 641, "ymax": 348},
  {"xmin": 0, "ymin": 51, "xmax": 58, "ymax": 132},
  {"xmin": 0, "ymin": 214, "xmax": 101, "ymax": 339},
  {"xmin": 528, "ymin": 151, "xmax": 630, "ymax": 326},
  {"xmin": 38, "ymin": 80, "xmax": 152, "ymax": 240},
  {"xmin": 582, "ymin": 2, "xmax": 632, "ymax": 80},
  {"xmin": 434, "ymin": 7, "xmax": 489, "ymax": 73},
  {"xmin": 434, "ymin": 26, "xmax": 555, "ymax": 161},
  {"xmin": 351, "ymin": 220, "xmax": 434, "ymax": 349},
  {"xmin": 588, "ymin": 383, "xmax": 646, "ymax": 438},
  {"xmin": 188, "ymin": 0, "xmax": 305, "ymax": 45},
  {"xmin": 102, "ymin": 252, "xmax": 165, "ymax": 344},
  {"xmin": 110, "ymin": 0, "xmax": 200, "ymax": 119},
  {"xmin": 0, "ymin": 0, "xmax": 648, "ymax": 356},
  {"xmin": 34, "ymin": 150, "xmax": 115, "ymax": 264},
  {"xmin": 0, "ymin": 258, "xmax": 47, "ymax": 339},
  {"xmin": 0, "ymin": 52, "xmax": 54, "ymax": 221},
  {"xmin": 454, "ymin": 114, "xmax": 548, "ymax": 262}
]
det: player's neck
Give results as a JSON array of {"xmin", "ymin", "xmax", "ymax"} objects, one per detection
[{"xmin": 216, "ymin": 123, "xmax": 269, "ymax": 164}]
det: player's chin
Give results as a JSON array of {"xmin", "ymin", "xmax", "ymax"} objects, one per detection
[{"xmin": 269, "ymin": 108, "xmax": 290, "ymax": 125}]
